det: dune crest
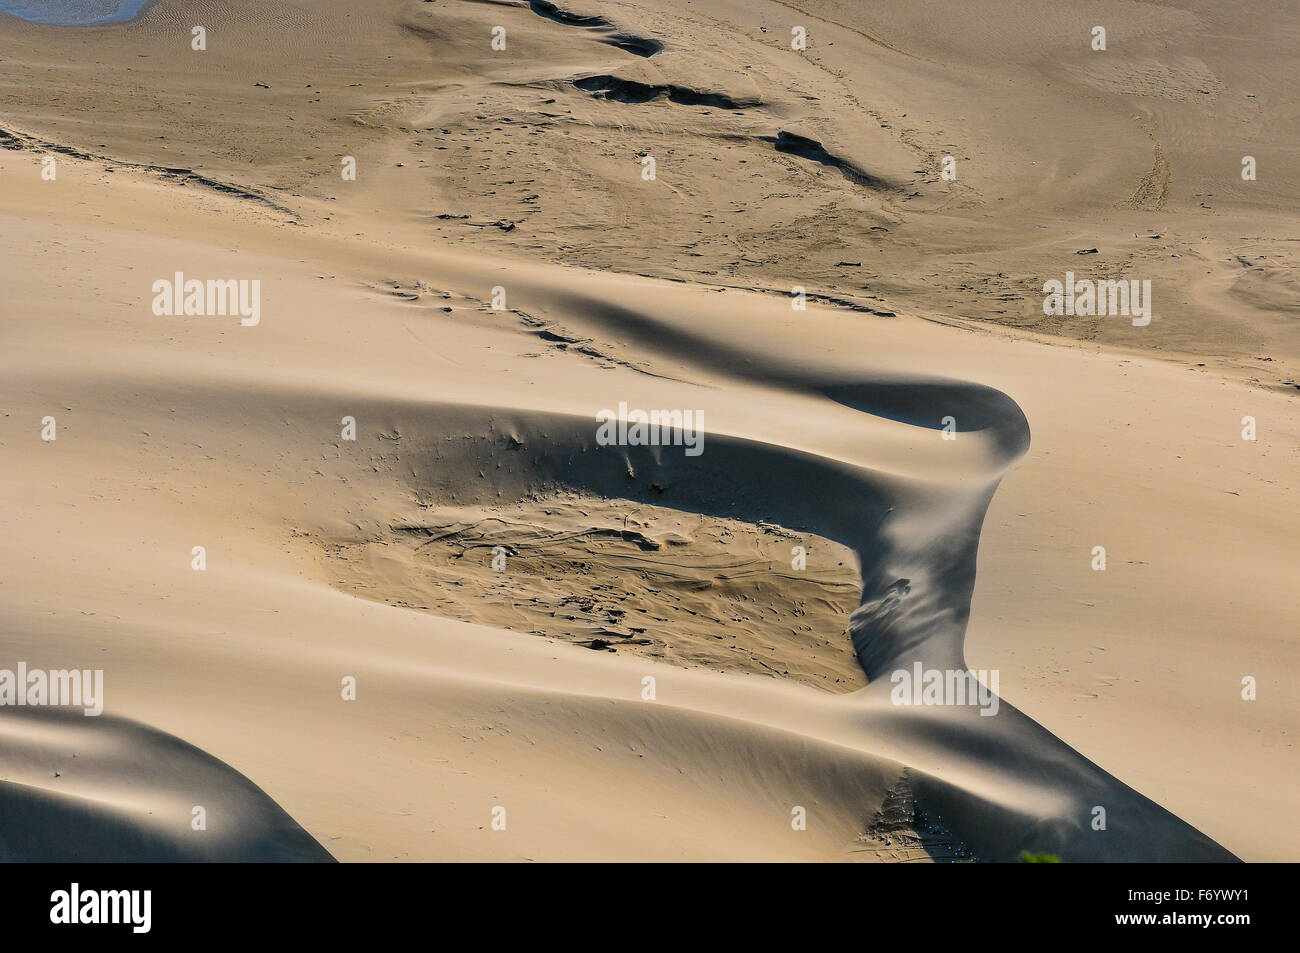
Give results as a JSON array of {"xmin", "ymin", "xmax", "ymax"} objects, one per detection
[{"xmin": 1, "ymin": 0, "xmax": 1294, "ymax": 862}]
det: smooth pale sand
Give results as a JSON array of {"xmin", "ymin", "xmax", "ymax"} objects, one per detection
[{"xmin": 0, "ymin": 0, "xmax": 1296, "ymax": 861}]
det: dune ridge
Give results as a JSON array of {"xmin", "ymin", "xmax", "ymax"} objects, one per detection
[{"xmin": 1, "ymin": 0, "xmax": 1294, "ymax": 861}]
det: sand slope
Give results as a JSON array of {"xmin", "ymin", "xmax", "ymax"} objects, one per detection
[
  {"xmin": 0, "ymin": 708, "xmax": 333, "ymax": 861},
  {"xmin": 1, "ymin": 0, "xmax": 1295, "ymax": 861}
]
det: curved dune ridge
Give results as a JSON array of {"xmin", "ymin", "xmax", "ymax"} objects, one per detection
[
  {"xmin": 2, "ymin": 0, "xmax": 1295, "ymax": 861},
  {"xmin": 0, "ymin": 221, "xmax": 1238, "ymax": 859},
  {"xmin": 0, "ymin": 708, "xmax": 333, "ymax": 861}
]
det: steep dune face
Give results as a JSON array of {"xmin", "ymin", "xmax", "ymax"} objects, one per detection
[
  {"xmin": 0, "ymin": 0, "xmax": 1294, "ymax": 861},
  {"xmin": 1, "ymin": 150, "xmax": 1250, "ymax": 861},
  {"xmin": 0, "ymin": 708, "xmax": 334, "ymax": 861}
]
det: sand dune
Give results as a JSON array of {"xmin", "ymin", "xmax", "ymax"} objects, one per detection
[
  {"xmin": 0, "ymin": 708, "xmax": 333, "ymax": 861},
  {"xmin": 1, "ymin": 0, "xmax": 1295, "ymax": 862}
]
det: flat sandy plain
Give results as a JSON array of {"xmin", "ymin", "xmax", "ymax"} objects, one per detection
[{"xmin": 0, "ymin": 0, "xmax": 1296, "ymax": 861}]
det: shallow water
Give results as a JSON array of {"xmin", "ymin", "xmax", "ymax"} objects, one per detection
[{"xmin": 0, "ymin": 0, "xmax": 150, "ymax": 25}]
